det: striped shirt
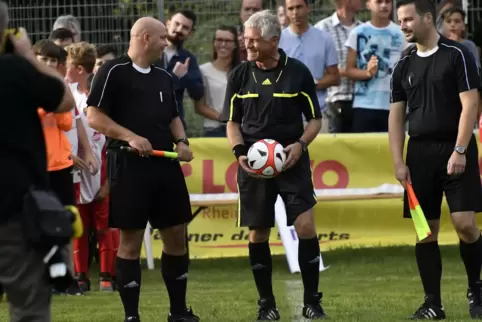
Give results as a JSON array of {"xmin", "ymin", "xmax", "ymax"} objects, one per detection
[{"xmin": 315, "ymin": 12, "xmax": 362, "ymax": 102}]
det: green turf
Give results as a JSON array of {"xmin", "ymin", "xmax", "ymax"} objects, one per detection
[{"xmin": 0, "ymin": 245, "xmax": 477, "ymax": 321}]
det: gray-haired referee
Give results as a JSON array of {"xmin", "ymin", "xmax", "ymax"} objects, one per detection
[{"xmin": 221, "ymin": 9, "xmax": 326, "ymax": 321}]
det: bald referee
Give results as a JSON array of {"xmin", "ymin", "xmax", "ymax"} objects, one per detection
[
  {"xmin": 390, "ymin": 0, "xmax": 482, "ymax": 319},
  {"xmin": 86, "ymin": 18, "xmax": 199, "ymax": 322}
]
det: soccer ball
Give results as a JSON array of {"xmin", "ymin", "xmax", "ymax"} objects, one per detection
[{"xmin": 247, "ymin": 139, "xmax": 286, "ymax": 178}]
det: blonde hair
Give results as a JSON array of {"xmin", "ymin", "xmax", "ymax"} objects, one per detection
[{"xmin": 65, "ymin": 41, "xmax": 96, "ymax": 73}]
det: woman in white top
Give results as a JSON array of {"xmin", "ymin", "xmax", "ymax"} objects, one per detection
[{"xmin": 198, "ymin": 25, "xmax": 240, "ymax": 137}]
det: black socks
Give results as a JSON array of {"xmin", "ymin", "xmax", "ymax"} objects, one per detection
[
  {"xmin": 460, "ymin": 235, "xmax": 482, "ymax": 290},
  {"xmin": 415, "ymin": 242, "xmax": 442, "ymax": 306},
  {"xmin": 116, "ymin": 257, "xmax": 141, "ymax": 318},
  {"xmin": 249, "ymin": 242, "xmax": 274, "ymax": 301},
  {"xmin": 298, "ymin": 237, "xmax": 321, "ymax": 305},
  {"xmin": 161, "ymin": 252, "xmax": 189, "ymax": 314}
]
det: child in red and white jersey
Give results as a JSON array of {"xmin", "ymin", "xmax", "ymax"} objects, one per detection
[{"xmin": 66, "ymin": 42, "xmax": 114, "ymax": 292}]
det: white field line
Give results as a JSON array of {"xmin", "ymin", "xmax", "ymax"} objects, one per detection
[{"xmin": 285, "ymin": 279, "xmax": 304, "ymax": 322}]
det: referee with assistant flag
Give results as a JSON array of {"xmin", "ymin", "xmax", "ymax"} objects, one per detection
[
  {"xmin": 389, "ymin": 0, "xmax": 482, "ymax": 319},
  {"xmin": 86, "ymin": 17, "xmax": 199, "ymax": 322}
]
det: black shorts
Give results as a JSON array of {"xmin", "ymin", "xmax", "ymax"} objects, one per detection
[
  {"xmin": 49, "ymin": 166, "xmax": 75, "ymax": 206},
  {"xmin": 403, "ymin": 135, "xmax": 482, "ymax": 220},
  {"xmin": 237, "ymin": 152, "xmax": 317, "ymax": 228},
  {"xmin": 108, "ymin": 152, "xmax": 192, "ymax": 230}
]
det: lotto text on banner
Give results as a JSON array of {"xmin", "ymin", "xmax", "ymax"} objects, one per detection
[{"xmin": 141, "ymin": 133, "xmax": 482, "ymax": 260}]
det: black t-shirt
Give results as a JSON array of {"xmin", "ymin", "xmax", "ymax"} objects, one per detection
[
  {"xmin": 86, "ymin": 56, "xmax": 179, "ymax": 151},
  {"xmin": 391, "ymin": 37, "xmax": 480, "ymax": 139},
  {"xmin": 0, "ymin": 54, "xmax": 65, "ymax": 221},
  {"xmin": 220, "ymin": 49, "xmax": 322, "ymax": 146}
]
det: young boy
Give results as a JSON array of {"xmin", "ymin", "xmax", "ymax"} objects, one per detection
[
  {"xmin": 34, "ymin": 40, "xmax": 75, "ymax": 205},
  {"xmin": 32, "ymin": 39, "xmax": 85, "ymax": 295},
  {"xmin": 94, "ymin": 44, "xmax": 116, "ymax": 73},
  {"xmin": 345, "ymin": 0, "xmax": 405, "ymax": 132},
  {"xmin": 442, "ymin": 7, "xmax": 480, "ymax": 66},
  {"xmin": 84, "ymin": 73, "xmax": 120, "ymax": 291},
  {"xmin": 66, "ymin": 42, "xmax": 115, "ymax": 292}
]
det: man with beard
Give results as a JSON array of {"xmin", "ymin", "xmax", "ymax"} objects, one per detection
[
  {"xmin": 390, "ymin": 0, "xmax": 482, "ymax": 319},
  {"xmin": 156, "ymin": 9, "xmax": 204, "ymax": 128}
]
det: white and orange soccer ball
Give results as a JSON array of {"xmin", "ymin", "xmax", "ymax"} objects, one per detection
[{"xmin": 247, "ymin": 139, "xmax": 286, "ymax": 178}]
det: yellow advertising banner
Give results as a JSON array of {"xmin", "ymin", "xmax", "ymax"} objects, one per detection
[{"xmin": 142, "ymin": 133, "xmax": 482, "ymax": 260}]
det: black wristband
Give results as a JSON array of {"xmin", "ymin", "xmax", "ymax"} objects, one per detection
[{"xmin": 232, "ymin": 144, "xmax": 246, "ymax": 160}]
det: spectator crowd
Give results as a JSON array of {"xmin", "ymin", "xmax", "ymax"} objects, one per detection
[{"xmin": 2, "ymin": 0, "xmax": 481, "ymax": 297}]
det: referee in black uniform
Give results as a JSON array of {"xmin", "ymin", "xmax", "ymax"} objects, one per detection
[
  {"xmin": 86, "ymin": 17, "xmax": 199, "ymax": 322},
  {"xmin": 390, "ymin": 0, "xmax": 482, "ymax": 319},
  {"xmin": 220, "ymin": 10, "xmax": 327, "ymax": 321}
]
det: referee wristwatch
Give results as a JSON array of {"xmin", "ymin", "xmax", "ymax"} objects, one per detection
[
  {"xmin": 297, "ymin": 139, "xmax": 308, "ymax": 152},
  {"xmin": 454, "ymin": 145, "xmax": 466, "ymax": 155},
  {"xmin": 175, "ymin": 138, "xmax": 190, "ymax": 146}
]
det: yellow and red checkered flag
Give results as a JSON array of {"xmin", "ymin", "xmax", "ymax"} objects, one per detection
[{"xmin": 406, "ymin": 182, "xmax": 431, "ymax": 241}]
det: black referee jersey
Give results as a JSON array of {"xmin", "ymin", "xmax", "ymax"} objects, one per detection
[
  {"xmin": 86, "ymin": 56, "xmax": 179, "ymax": 151},
  {"xmin": 391, "ymin": 36, "xmax": 480, "ymax": 139},
  {"xmin": 220, "ymin": 49, "xmax": 322, "ymax": 146}
]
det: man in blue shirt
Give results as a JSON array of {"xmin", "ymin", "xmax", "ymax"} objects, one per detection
[
  {"xmin": 156, "ymin": 10, "xmax": 204, "ymax": 128},
  {"xmin": 279, "ymin": 0, "xmax": 340, "ymax": 122}
]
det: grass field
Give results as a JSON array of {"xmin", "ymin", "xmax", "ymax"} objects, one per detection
[{"xmin": 0, "ymin": 245, "xmax": 478, "ymax": 321}]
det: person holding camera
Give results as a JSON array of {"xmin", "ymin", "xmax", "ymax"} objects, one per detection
[{"xmin": 0, "ymin": 1, "xmax": 77, "ymax": 321}]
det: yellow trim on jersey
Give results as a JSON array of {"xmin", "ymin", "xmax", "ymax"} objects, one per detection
[
  {"xmin": 252, "ymin": 72, "xmax": 258, "ymax": 83},
  {"xmin": 275, "ymin": 55, "xmax": 289, "ymax": 83},
  {"xmin": 236, "ymin": 183, "xmax": 241, "ymax": 228},
  {"xmin": 273, "ymin": 93, "xmax": 299, "ymax": 98},
  {"xmin": 228, "ymin": 93, "xmax": 259, "ymax": 121},
  {"xmin": 237, "ymin": 93, "xmax": 259, "ymax": 98},
  {"xmin": 228, "ymin": 94, "xmax": 237, "ymax": 121},
  {"xmin": 300, "ymin": 91, "xmax": 316, "ymax": 118}
]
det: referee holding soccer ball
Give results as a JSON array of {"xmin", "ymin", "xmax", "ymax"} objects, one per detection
[{"xmin": 220, "ymin": 10, "xmax": 326, "ymax": 321}]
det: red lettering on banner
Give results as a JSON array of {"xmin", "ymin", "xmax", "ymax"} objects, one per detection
[
  {"xmin": 195, "ymin": 158, "xmax": 350, "ymax": 192},
  {"xmin": 181, "ymin": 164, "xmax": 192, "ymax": 177},
  {"xmin": 312, "ymin": 160, "xmax": 349, "ymax": 189},
  {"xmin": 203, "ymin": 160, "xmax": 224, "ymax": 193},
  {"xmin": 225, "ymin": 161, "xmax": 238, "ymax": 192}
]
